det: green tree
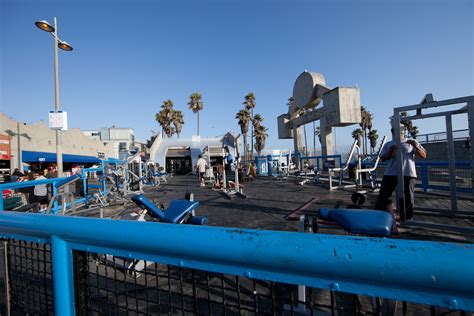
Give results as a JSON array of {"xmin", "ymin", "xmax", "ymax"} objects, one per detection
[
  {"xmin": 315, "ymin": 126, "xmax": 321, "ymax": 144},
  {"xmin": 367, "ymin": 129, "xmax": 379, "ymax": 153},
  {"xmin": 172, "ymin": 110, "xmax": 184, "ymax": 138},
  {"xmin": 188, "ymin": 92, "xmax": 203, "ymax": 136},
  {"xmin": 236, "ymin": 109, "xmax": 251, "ymax": 160},
  {"xmin": 352, "ymin": 128, "xmax": 363, "ymax": 147},
  {"xmin": 243, "ymin": 92, "xmax": 256, "ymax": 157},
  {"xmin": 359, "ymin": 106, "xmax": 373, "ymax": 155},
  {"xmin": 254, "ymin": 124, "xmax": 268, "ymax": 156},
  {"xmin": 155, "ymin": 99, "xmax": 176, "ymax": 138},
  {"xmin": 400, "ymin": 111, "xmax": 419, "ymax": 139}
]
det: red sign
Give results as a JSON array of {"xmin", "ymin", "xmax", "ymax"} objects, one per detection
[{"xmin": 0, "ymin": 135, "xmax": 11, "ymax": 161}]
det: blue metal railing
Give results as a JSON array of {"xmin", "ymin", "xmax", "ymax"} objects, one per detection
[
  {"xmin": 417, "ymin": 129, "xmax": 469, "ymax": 144},
  {"xmin": 0, "ymin": 177, "xmax": 87, "ymax": 212},
  {"xmin": 365, "ymin": 160, "xmax": 472, "ymax": 193},
  {"xmin": 0, "ymin": 211, "xmax": 473, "ymax": 315},
  {"xmin": 299, "ymin": 154, "xmax": 343, "ymax": 171}
]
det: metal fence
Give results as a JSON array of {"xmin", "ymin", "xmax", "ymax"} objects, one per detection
[
  {"xmin": 417, "ymin": 129, "xmax": 469, "ymax": 144},
  {"xmin": 369, "ymin": 161, "xmax": 472, "ymax": 193},
  {"xmin": 0, "ymin": 212, "xmax": 473, "ymax": 315}
]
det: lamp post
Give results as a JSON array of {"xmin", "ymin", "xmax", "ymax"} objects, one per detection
[{"xmin": 35, "ymin": 17, "xmax": 73, "ymax": 177}]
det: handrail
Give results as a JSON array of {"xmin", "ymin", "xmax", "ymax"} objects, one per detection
[
  {"xmin": 0, "ymin": 211, "xmax": 472, "ymax": 312},
  {"xmin": 0, "ymin": 177, "xmax": 70, "ymax": 210}
]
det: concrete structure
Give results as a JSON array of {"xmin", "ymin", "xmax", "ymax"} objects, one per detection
[
  {"xmin": 278, "ymin": 71, "xmax": 361, "ymax": 163},
  {"xmin": 150, "ymin": 133, "xmax": 237, "ymax": 174},
  {"xmin": 82, "ymin": 127, "xmax": 135, "ymax": 160},
  {"xmin": 1, "ymin": 112, "xmax": 115, "ymax": 172},
  {"xmin": 82, "ymin": 130, "xmax": 101, "ymax": 141}
]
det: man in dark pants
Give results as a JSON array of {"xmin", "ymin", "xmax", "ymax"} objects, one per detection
[{"xmin": 375, "ymin": 126, "xmax": 427, "ymax": 220}]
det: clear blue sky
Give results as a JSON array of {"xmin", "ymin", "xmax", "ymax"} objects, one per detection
[{"xmin": 1, "ymin": 0, "xmax": 473, "ymax": 151}]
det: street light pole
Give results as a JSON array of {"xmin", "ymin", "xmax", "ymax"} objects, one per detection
[
  {"xmin": 53, "ymin": 17, "xmax": 63, "ymax": 177},
  {"xmin": 36, "ymin": 17, "xmax": 72, "ymax": 177}
]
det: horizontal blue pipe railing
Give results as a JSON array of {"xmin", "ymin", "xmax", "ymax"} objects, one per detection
[
  {"xmin": 0, "ymin": 211, "xmax": 473, "ymax": 314},
  {"xmin": 0, "ymin": 178, "xmax": 67, "ymax": 211},
  {"xmin": 364, "ymin": 160, "xmax": 472, "ymax": 193}
]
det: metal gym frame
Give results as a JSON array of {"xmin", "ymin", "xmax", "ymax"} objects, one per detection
[{"xmin": 392, "ymin": 94, "xmax": 474, "ymax": 221}]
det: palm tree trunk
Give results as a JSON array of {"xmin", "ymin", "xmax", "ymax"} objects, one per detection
[
  {"xmin": 243, "ymin": 133, "xmax": 247, "ymax": 162},
  {"xmin": 197, "ymin": 112, "xmax": 200, "ymax": 136},
  {"xmin": 250, "ymin": 109, "xmax": 254, "ymax": 159}
]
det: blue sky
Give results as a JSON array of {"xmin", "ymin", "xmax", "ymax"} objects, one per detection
[{"xmin": 1, "ymin": 0, "xmax": 473, "ymax": 151}]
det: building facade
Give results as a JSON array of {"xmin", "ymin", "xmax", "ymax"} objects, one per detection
[
  {"xmin": 0, "ymin": 112, "xmax": 115, "ymax": 173},
  {"xmin": 82, "ymin": 127, "xmax": 135, "ymax": 160}
]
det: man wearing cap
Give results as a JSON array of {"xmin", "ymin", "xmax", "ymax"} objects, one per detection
[{"xmin": 375, "ymin": 125, "xmax": 427, "ymax": 220}]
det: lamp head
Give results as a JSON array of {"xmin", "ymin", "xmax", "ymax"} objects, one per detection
[
  {"xmin": 35, "ymin": 20, "xmax": 55, "ymax": 32},
  {"xmin": 58, "ymin": 41, "xmax": 73, "ymax": 51}
]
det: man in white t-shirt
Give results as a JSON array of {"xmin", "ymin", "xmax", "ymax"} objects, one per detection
[
  {"xmin": 195, "ymin": 155, "xmax": 207, "ymax": 187},
  {"xmin": 375, "ymin": 126, "xmax": 427, "ymax": 220}
]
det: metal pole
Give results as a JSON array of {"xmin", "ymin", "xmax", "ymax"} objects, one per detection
[
  {"xmin": 51, "ymin": 236, "xmax": 75, "ymax": 316},
  {"xmin": 468, "ymin": 102, "xmax": 474, "ymax": 198},
  {"xmin": 446, "ymin": 115, "xmax": 457, "ymax": 213},
  {"xmin": 393, "ymin": 112, "xmax": 406, "ymax": 221},
  {"xmin": 54, "ymin": 17, "xmax": 63, "ymax": 177},
  {"xmin": 16, "ymin": 122, "xmax": 21, "ymax": 171}
]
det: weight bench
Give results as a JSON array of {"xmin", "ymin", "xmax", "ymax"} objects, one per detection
[
  {"xmin": 318, "ymin": 208, "xmax": 394, "ymax": 237},
  {"xmin": 131, "ymin": 194, "xmax": 207, "ymax": 225}
]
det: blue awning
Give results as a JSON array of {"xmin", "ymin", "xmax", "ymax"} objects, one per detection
[{"xmin": 22, "ymin": 151, "xmax": 101, "ymax": 164}]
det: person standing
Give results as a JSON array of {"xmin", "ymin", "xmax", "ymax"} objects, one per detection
[
  {"xmin": 375, "ymin": 126, "xmax": 427, "ymax": 220},
  {"xmin": 195, "ymin": 155, "xmax": 207, "ymax": 187},
  {"xmin": 33, "ymin": 172, "xmax": 49, "ymax": 208}
]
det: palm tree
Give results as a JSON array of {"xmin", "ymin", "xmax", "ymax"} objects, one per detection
[
  {"xmin": 188, "ymin": 92, "xmax": 203, "ymax": 136},
  {"xmin": 315, "ymin": 126, "xmax": 321, "ymax": 144},
  {"xmin": 243, "ymin": 92, "xmax": 256, "ymax": 157},
  {"xmin": 254, "ymin": 124, "xmax": 268, "ymax": 156},
  {"xmin": 172, "ymin": 110, "xmax": 184, "ymax": 138},
  {"xmin": 352, "ymin": 128, "xmax": 363, "ymax": 147},
  {"xmin": 252, "ymin": 114, "xmax": 263, "ymax": 128},
  {"xmin": 236, "ymin": 109, "xmax": 251, "ymax": 160},
  {"xmin": 155, "ymin": 99, "xmax": 176, "ymax": 138},
  {"xmin": 367, "ymin": 129, "xmax": 379, "ymax": 153},
  {"xmin": 359, "ymin": 106, "xmax": 373, "ymax": 155},
  {"xmin": 252, "ymin": 114, "xmax": 264, "ymax": 155},
  {"xmin": 400, "ymin": 111, "xmax": 419, "ymax": 139}
]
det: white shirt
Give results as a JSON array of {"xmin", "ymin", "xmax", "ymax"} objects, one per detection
[
  {"xmin": 34, "ymin": 175, "xmax": 48, "ymax": 196},
  {"xmin": 196, "ymin": 158, "xmax": 207, "ymax": 173},
  {"xmin": 381, "ymin": 139, "xmax": 422, "ymax": 177}
]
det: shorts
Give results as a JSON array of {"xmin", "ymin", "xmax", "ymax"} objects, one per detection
[{"xmin": 199, "ymin": 172, "xmax": 205, "ymax": 179}]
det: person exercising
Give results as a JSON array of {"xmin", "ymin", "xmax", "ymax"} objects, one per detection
[{"xmin": 375, "ymin": 125, "xmax": 427, "ymax": 221}]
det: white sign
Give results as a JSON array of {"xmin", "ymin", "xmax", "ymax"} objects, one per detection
[{"xmin": 49, "ymin": 111, "xmax": 68, "ymax": 131}]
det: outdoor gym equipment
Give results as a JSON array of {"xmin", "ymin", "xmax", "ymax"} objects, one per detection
[
  {"xmin": 355, "ymin": 135, "xmax": 387, "ymax": 191},
  {"xmin": 131, "ymin": 194, "xmax": 207, "ymax": 225},
  {"xmin": 318, "ymin": 208, "xmax": 394, "ymax": 237},
  {"xmin": 220, "ymin": 134, "xmax": 246, "ymax": 199},
  {"xmin": 46, "ymin": 174, "xmax": 82, "ymax": 214},
  {"xmin": 126, "ymin": 152, "xmax": 144, "ymax": 194}
]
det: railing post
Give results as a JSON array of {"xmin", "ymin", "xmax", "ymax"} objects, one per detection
[
  {"xmin": 421, "ymin": 164, "xmax": 429, "ymax": 192},
  {"xmin": 51, "ymin": 236, "xmax": 75, "ymax": 316}
]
